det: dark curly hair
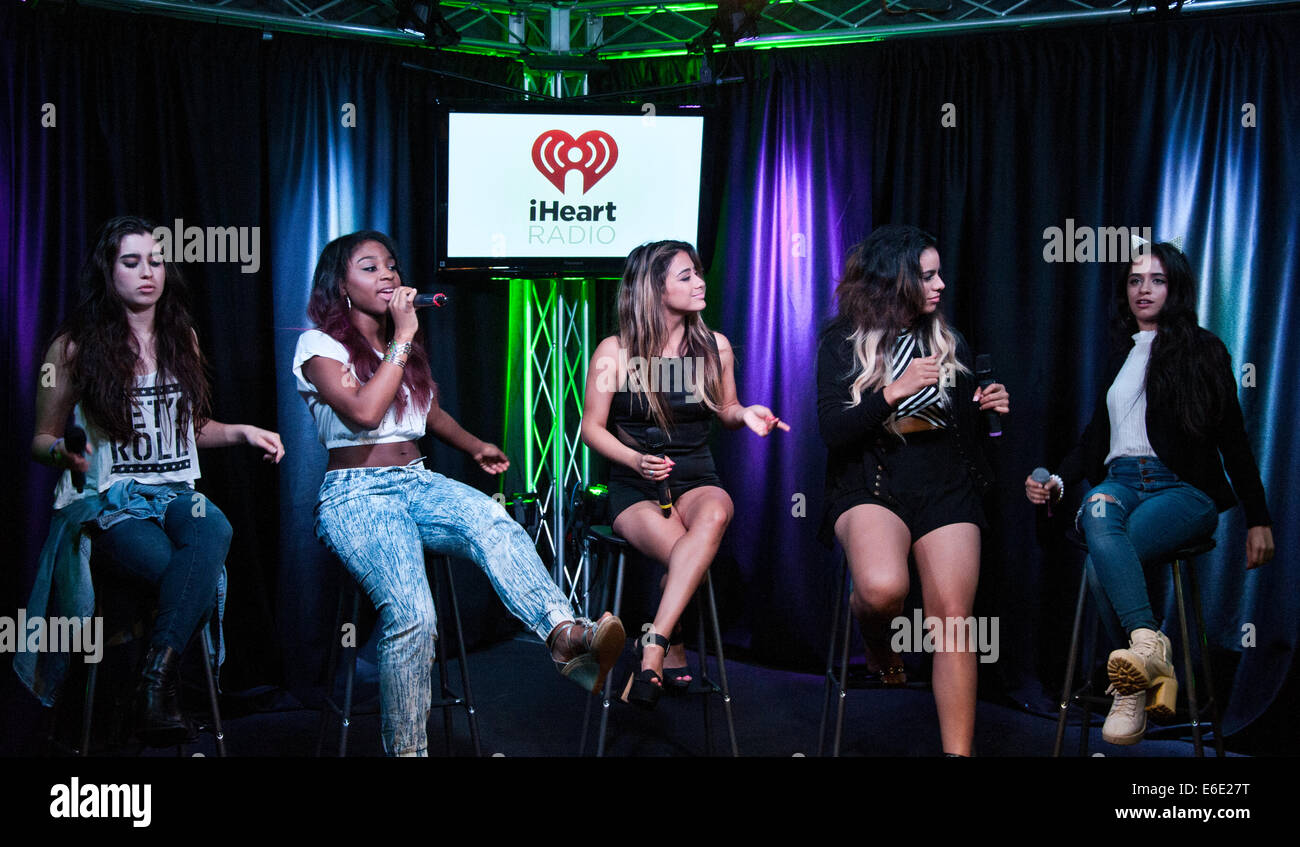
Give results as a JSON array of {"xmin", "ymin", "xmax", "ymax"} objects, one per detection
[{"xmin": 54, "ymin": 215, "xmax": 211, "ymax": 444}]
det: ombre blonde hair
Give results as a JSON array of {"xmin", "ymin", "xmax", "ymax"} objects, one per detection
[
  {"xmin": 616, "ymin": 241, "xmax": 722, "ymax": 434},
  {"xmin": 834, "ymin": 225, "xmax": 967, "ymax": 437}
]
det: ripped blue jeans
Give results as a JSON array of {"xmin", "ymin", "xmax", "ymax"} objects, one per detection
[
  {"xmin": 314, "ymin": 459, "xmax": 574, "ymax": 756},
  {"xmin": 1077, "ymin": 456, "xmax": 1218, "ymax": 648}
]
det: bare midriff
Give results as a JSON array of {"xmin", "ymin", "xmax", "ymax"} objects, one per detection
[{"xmin": 326, "ymin": 440, "xmax": 422, "ymax": 471}]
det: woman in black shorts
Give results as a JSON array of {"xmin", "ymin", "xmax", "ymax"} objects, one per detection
[
  {"xmin": 817, "ymin": 224, "xmax": 1008, "ymax": 756},
  {"xmin": 581, "ymin": 240, "xmax": 787, "ymax": 709}
]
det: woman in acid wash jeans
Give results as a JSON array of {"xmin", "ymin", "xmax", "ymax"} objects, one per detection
[
  {"xmin": 1026, "ymin": 241, "xmax": 1274, "ymax": 745},
  {"xmin": 294, "ymin": 230, "xmax": 624, "ymax": 756},
  {"xmin": 28, "ymin": 215, "xmax": 284, "ymax": 745}
]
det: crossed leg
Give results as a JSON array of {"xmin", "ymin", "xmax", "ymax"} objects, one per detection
[{"xmin": 612, "ymin": 486, "xmax": 733, "ymax": 683}]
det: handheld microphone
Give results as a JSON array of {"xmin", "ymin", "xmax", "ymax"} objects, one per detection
[
  {"xmin": 1031, "ymin": 466, "xmax": 1053, "ymax": 517},
  {"xmin": 974, "ymin": 354, "xmax": 1002, "ymax": 437},
  {"xmin": 65, "ymin": 425, "xmax": 88, "ymax": 493},
  {"xmin": 414, "ymin": 292, "xmax": 447, "ymax": 309},
  {"xmin": 644, "ymin": 426, "xmax": 672, "ymax": 519}
]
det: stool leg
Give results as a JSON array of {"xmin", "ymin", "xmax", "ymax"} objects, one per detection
[
  {"xmin": 703, "ymin": 572, "xmax": 738, "ymax": 757},
  {"xmin": 696, "ymin": 589, "xmax": 712, "ymax": 755},
  {"xmin": 1171, "ymin": 560, "xmax": 1203, "ymax": 757},
  {"xmin": 80, "ymin": 658, "xmax": 99, "ymax": 757},
  {"xmin": 818, "ymin": 556, "xmax": 847, "ymax": 757},
  {"xmin": 1077, "ymin": 610, "xmax": 1100, "ymax": 756},
  {"xmin": 594, "ymin": 550, "xmax": 625, "ymax": 758},
  {"xmin": 338, "ymin": 584, "xmax": 361, "ymax": 758},
  {"xmin": 443, "ymin": 556, "xmax": 482, "ymax": 758},
  {"xmin": 316, "ymin": 572, "xmax": 348, "ymax": 757},
  {"xmin": 199, "ymin": 626, "xmax": 226, "ymax": 758},
  {"xmin": 431, "ymin": 559, "xmax": 454, "ymax": 756},
  {"xmin": 1053, "ymin": 565, "xmax": 1090, "ymax": 757},
  {"xmin": 1185, "ymin": 561, "xmax": 1225, "ymax": 757},
  {"xmin": 832, "ymin": 578, "xmax": 853, "ymax": 758},
  {"xmin": 579, "ymin": 545, "xmax": 601, "ymax": 758}
]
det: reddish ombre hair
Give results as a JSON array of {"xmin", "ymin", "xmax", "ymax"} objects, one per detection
[{"xmin": 306, "ymin": 231, "xmax": 435, "ymax": 418}]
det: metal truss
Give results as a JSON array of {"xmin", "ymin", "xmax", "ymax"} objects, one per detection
[
  {"xmin": 78, "ymin": 0, "xmax": 1296, "ymax": 61},
  {"xmin": 519, "ymin": 277, "xmax": 591, "ymax": 607}
]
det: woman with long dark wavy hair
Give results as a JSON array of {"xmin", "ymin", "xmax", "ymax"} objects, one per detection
[
  {"xmin": 29, "ymin": 215, "xmax": 284, "ymax": 745},
  {"xmin": 817, "ymin": 224, "xmax": 1008, "ymax": 756},
  {"xmin": 1026, "ymin": 241, "xmax": 1274, "ymax": 746},
  {"xmin": 295, "ymin": 230, "xmax": 624, "ymax": 756},
  {"xmin": 580, "ymin": 240, "xmax": 786, "ymax": 710}
]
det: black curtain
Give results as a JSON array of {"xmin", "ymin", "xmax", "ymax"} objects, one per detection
[
  {"xmin": 2, "ymin": 5, "xmax": 525, "ymax": 743},
  {"xmin": 6, "ymin": 3, "xmax": 1297, "ymax": 748},
  {"xmin": 592, "ymin": 12, "xmax": 1300, "ymax": 739}
]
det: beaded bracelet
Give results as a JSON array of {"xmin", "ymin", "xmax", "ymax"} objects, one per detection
[
  {"xmin": 1049, "ymin": 473, "xmax": 1064, "ymax": 502},
  {"xmin": 48, "ymin": 437, "xmax": 65, "ymax": 465}
]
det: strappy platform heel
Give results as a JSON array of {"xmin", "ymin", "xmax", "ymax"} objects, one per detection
[
  {"xmin": 621, "ymin": 623, "xmax": 669, "ymax": 710},
  {"xmin": 549, "ymin": 612, "xmax": 626, "ymax": 694}
]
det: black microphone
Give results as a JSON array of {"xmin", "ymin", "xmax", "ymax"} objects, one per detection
[
  {"xmin": 65, "ymin": 425, "xmax": 88, "ymax": 493},
  {"xmin": 1031, "ymin": 466, "xmax": 1053, "ymax": 517},
  {"xmin": 644, "ymin": 426, "xmax": 672, "ymax": 519},
  {"xmin": 974, "ymin": 354, "xmax": 1002, "ymax": 437},
  {"xmin": 414, "ymin": 292, "xmax": 447, "ymax": 309}
]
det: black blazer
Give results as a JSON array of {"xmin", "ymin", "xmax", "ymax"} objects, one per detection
[
  {"xmin": 816, "ymin": 319, "xmax": 993, "ymax": 544},
  {"xmin": 1056, "ymin": 327, "xmax": 1271, "ymax": 528}
]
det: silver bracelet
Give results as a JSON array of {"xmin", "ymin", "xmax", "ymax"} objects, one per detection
[{"xmin": 1049, "ymin": 474, "xmax": 1064, "ymax": 502}]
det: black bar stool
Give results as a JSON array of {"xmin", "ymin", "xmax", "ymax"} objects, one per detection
[
  {"xmin": 816, "ymin": 552, "xmax": 926, "ymax": 757},
  {"xmin": 69, "ymin": 598, "xmax": 226, "ymax": 758},
  {"xmin": 578, "ymin": 525, "xmax": 738, "ymax": 757},
  {"xmin": 1053, "ymin": 535, "xmax": 1225, "ymax": 757},
  {"xmin": 316, "ymin": 554, "xmax": 482, "ymax": 757}
]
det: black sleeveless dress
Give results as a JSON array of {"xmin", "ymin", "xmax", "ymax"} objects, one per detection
[{"xmin": 606, "ymin": 357, "xmax": 723, "ymax": 523}]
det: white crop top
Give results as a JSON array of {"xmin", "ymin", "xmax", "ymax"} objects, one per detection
[
  {"xmin": 53, "ymin": 373, "xmax": 201, "ymax": 510},
  {"xmin": 292, "ymin": 329, "xmax": 429, "ymax": 449}
]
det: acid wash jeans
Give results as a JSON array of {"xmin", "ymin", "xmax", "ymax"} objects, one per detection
[{"xmin": 315, "ymin": 459, "xmax": 573, "ymax": 756}]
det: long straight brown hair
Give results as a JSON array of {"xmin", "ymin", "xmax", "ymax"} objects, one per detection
[{"xmin": 615, "ymin": 240, "xmax": 722, "ymax": 434}]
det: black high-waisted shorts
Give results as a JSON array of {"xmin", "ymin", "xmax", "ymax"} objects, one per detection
[{"xmin": 825, "ymin": 428, "xmax": 987, "ymax": 542}]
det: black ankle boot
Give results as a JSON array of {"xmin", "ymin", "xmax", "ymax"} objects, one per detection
[{"xmin": 136, "ymin": 645, "xmax": 195, "ymax": 745}]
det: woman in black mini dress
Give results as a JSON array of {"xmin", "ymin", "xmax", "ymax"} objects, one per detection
[{"xmin": 581, "ymin": 240, "xmax": 787, "ymax": 709}]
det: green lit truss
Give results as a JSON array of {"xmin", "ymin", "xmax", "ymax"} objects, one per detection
[{"xmin": 79, "ymin": 1, "xmax": 1291, "ymax": 65}]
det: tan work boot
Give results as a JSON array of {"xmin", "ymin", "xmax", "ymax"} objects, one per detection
[
  {"xmin": 1107, "ymin": 628, "xmax": 1178, "ymax": 715},
  {"xmin": 1101, "ymin": 684, "xmax": 1147, "ymax": 745}
]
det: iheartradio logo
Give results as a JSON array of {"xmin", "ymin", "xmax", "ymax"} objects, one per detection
[{"xmin": 531, "ymin": 130, "xmax": 619, "ymax": 194}]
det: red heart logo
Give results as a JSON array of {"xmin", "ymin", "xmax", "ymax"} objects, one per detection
[{"xmin": 531, "ymin": 130, "xmax": 619, "ymax": 194}]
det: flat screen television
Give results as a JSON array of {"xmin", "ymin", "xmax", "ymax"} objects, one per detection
[{"xmin": 437, "ymin": 105, "xmax": 706, "ymax": 278}]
